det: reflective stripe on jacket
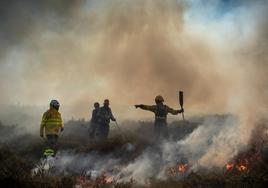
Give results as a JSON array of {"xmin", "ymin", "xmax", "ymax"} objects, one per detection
[{"xmin": 40, "ymin": 108, "xmax": 63, "ymax": 136}]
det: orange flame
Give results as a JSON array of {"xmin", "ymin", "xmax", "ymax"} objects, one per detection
[
  {"xmin": 178, "ymin": 163, "xmax": 188, "ymax": 173},
  {"xmin": 236, "ymin": 164, "xmax": 247, "ymax": 172},
  {"xmin": 104, "ymin": 176, "xmax": 114, "ymax": 183},
  {"xmin": 225, "ymin": 163, "xmax": 234, "ymax": 171},
  {"xmin": 225, "ymin": 162, "xmax": 248, "ymax": 172},
  {"xmin": 168, "ymin": 163, "xmax": 188, "ymax": 176}
]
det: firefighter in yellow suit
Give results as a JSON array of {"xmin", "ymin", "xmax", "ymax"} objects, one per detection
[{"xmin": 40, "ymin": 100, "xmax": 64, "ymax": 157}]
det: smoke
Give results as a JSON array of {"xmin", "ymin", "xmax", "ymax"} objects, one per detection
[
  {"xmin": 1, "ymin": 0, "xmax": 268, "ymax": 184},
  {"xmin": 1, "ymin": 114, "xmax": 265, "ymax": 185},
  {"xmin": 0, "ymin": 0, "xmax": 267, "ymax": 116},
  {"xmin": 37, "ymin": 115, "xmax": 265, "ymax": 185},
  {"xmin": 161, "ymin": 115, "xmax": 240, "ymax": 168}
]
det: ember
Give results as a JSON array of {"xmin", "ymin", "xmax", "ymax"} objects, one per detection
[
  {"xmin": 225, "ymin": 163, "xmax": 234, "ymax": 171},
  {"xmin": 76, "ymin": 172, "xmax": 114, "ymax": 187},
  {"xmin": 104, "ymin": 175, "xmax": 114, "ymax": 183},
  {"xmin": 236, "ymin": 164, "xmax": 247, "ymax": 172},
  {"xmin": 225, "ymin": 162, "xmax": 248, "ymax": 172},
  {"xmin": 225, "ymin": 147, "xmax": 261, "ymax": 173},
  {"xmin": 178, "ymin": 163, "xmax": 188, "ymax": 173},
  {"xmin": 168, "ymin": 163, "xmax": 188, "ymax": 176}
]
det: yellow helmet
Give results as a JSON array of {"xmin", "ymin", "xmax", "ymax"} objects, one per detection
[{"xmin": 155, "ymin": 95, "xmax": 164, "ymax": 103}]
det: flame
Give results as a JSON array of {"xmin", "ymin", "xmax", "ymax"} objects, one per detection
[
  {"xmin": 104, "ymin": 176, "xmax": 114, "ymax": 183},
  {"xmin": 225, "ymin": 161, "xmax": 249, "ymax": 172},
  {"xmin": 178, "ymin": 163, "xmax": 188, "ymax": 173},
  {"xmin": 76, "ymin": 171, "xmax": 114, "ymax": 187},
  {"xmin": 236, "ymin": 164, "xmax": 247, "ymax": 172},
  {"xmin": 168, "ymin": 163, "xmax": 188, "ymax": 175},
  {"xmin": 225, "ymin": 163, "xmax": 234, "ymax": 171},
  {"xmin": 224, "ymin": 146, "xmax": 263, "ymax": 174}
]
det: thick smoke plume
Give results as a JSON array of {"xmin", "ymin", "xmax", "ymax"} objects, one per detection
[
  {"xmin": 0, "ymin": 0, "xmax": 267, "ymax": 117},
  {"xmin": 0, "ymin": 0, "xmax": 268, "ymax": 184}
]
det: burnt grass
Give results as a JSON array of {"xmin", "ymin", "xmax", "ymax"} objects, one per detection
[{"xmin": 0, "ymin": 116, "xmax": 268, "ymax": 188}]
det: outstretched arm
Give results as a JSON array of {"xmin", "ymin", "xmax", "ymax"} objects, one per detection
[
  {"xmin": 167, "ymin": 106, "xmax": 184, "ymax": 115},
  {"xmin": 135, "ymin": 104, "xmax": 156, "ymax": 113}
]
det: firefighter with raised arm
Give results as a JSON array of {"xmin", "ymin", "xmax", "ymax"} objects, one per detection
[
  {"xmin": 135, "ymin": 95, "xmax": 184, "ymax": 140},
  {"xmin": 40, "ymin": 100, "xmax": 64, "ymax": 157}
]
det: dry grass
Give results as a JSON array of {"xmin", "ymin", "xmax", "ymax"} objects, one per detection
[{"xmin": 0, "ymin": 117, "xmax": 268, "ymax": 188}]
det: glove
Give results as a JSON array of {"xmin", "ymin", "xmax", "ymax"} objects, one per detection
[
  {"xmin": 179, "ymin": 108, "xmax": 184, "ymax": 113},
  {"xmin": 61, "ymin": 127, "xmax": 64, "ymax": 132}
]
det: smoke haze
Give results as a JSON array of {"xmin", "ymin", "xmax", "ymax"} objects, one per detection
[
  {"xmin": 0, "ymin": 0, "xmax": 268, "ymax": 179},
  {"xmin": 0, "ymin": 0, "xmax": 267, "ymax": 117}
]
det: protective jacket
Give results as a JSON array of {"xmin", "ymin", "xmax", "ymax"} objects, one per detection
[
  {"xmin": 97, "ymin": 106, "xmax": 115, "ymax": 125},
  {"xmin": 89, "ymin": 108, "xmax": 99, "ymax": 141},
  {"xmin": 138, "ymin": 103, "xmax": 180, "ymax": 139},
  {"xmin": 139, "ymin": 103, "xmax": 179, "ymax": 123},
  {"xmin": 40, "ymin": 108, "xmax": 63, "ymax": 136},
  {"xmin": 91, "ymin": 108, "xmax": 99, "ymax": 124}
]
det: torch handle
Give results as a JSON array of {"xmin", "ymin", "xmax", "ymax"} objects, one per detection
[
  {"xmin": 179, "ymin": 91, "xmax": 185, "ymax": 121},
  {"xmin": 180, "ymin": 105, "xmax": 185, "ymax": 120}
]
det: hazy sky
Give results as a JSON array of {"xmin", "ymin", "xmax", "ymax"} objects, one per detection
[{"xmin": 0, "ymin": 0, "xmax": 267, "ymax": 119}]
